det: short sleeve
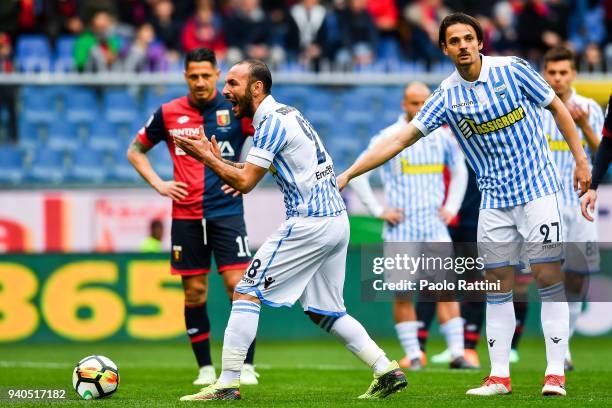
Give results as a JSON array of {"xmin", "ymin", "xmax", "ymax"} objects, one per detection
[
  {"xmin": 137, "ymin": 108, "xmax": 165, "ymax": 148},
  {"xmin": 510, "ymin": 57, "xmax": 555, "ymax": 108},
  {"xmin": 412, "ymin": 87, "xmax": 447, "ymax": 136},
  {"xmin": 246, "ymin": 114, "xmax": 287, "ymax": 168}
]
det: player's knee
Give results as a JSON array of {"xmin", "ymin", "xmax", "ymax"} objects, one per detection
[
  {"xmin": 305, "ymin": 311, "xmax": 325, "ymax": 325},
  {"xmin": 183, "ymin": 283, "xmax": 208, "ymax": 305}
]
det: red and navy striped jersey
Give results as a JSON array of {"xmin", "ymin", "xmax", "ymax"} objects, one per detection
[{"xmin": 137, "ymin": 91, "xmax": 254, "ymax": 219}]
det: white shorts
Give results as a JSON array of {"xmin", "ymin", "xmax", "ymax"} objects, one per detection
[
  {"xmin": 235, "ymin": 213, "xmax": 349, "ymax": 316},
  {"xmin": 478, "ymin": 193, "xmax": 563, "ymax": 269},
  {"xmin": 560, "ymin": 204, "xmax": 599, "ymax": 274}
]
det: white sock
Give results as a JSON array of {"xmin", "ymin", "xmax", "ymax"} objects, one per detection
[
  {"xmin": 486, "ymin": 292, "xmax": 515, "ymax": 378},
  {"xmin": 395, "ymin": 321, "xmax": 421, "ymax": 360},
  {"xmin": 539, "ymin": 282, "xmax": 569, "ymax": 376},
  {"xmin": 566, "ymin": 300, "xmax": 581, "ymax": 360},
  {"xmin": 218, "ymin": 300, "xmax": 261, "ymax": 386},
  {"xmin": 329, "ymin": 314, "xmax": 390, "ymax": 375},
  {"xmin": 441, "ymin": 316, "xmax": 464, "ymax": 359}
]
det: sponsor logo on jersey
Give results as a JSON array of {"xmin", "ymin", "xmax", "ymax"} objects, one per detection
[
  {"xmin": 168, "ymin": 127, "xmax": 201, "ymax": 137},
  {"xmin": 400, "ymin": 158, "xmax": 444, "ymax": 174},
  {"xmin": 451, "ymin": 101, "xmax": 476, "ymax": 109},
  {"xmin": 546, "ymin": 133, "xmax": 586, "ymax": 151},
  {"xmin": 216, "ymin": 110, "xmax": 231, "ymax": 127},
  {"xmin": 315, "ymin": 164, "xmax": 335, "ymax": 180},
  {"xmin": 458, "ymin": 106, "xmax": 525, "ymax": 139},
  {"xmin": 178, "ymin": 115, "xmax": 189, "ymax": 124},
  {"xmin": 217, "ymin": 139, "xmax": 236, "ymax": 157}
]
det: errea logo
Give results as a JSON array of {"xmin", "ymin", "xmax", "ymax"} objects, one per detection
[{"xmin": 178, "ymin": 115, "xmax": 189, "ymax": 124}]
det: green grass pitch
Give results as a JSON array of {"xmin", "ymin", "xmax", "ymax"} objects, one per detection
[{"xmin": 1, "ymin": 337, "xmax": 610, "ymax": 407}]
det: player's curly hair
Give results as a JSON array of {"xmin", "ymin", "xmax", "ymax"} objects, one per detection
[{"xmin": 438, "ymin": 13, "xmax": 483, "ymax": 49}]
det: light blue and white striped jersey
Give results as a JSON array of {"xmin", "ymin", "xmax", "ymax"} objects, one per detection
[
  {"xmin": 543, "ymin": 89, "xmax": 604, "ymax": 206},
  {"xmin": 413, "ymin": 55, "xmax": 561, "ymax": 209},
  {"xmin": 370, "ymin": 116, "xmax": 463, "ymax": 241},
  {"xmin": 246, "ymin": 95, "xmax": 346, "ymax": 218}
]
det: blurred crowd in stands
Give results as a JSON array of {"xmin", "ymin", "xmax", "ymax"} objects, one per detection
[{"xmin": 0, "ymin": 0, "xmax": 610, "ymax": 74}]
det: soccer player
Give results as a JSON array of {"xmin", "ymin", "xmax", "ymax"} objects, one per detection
[
  {"xmin": 582, "ymin": 94, "xmax": 612, "ymax": 219},
  {"xmin": 175, "ymin": 59, "xmax": 407, "ymax": 401},
  {"xmin": 350, "ymin": 81, "xmax": 475, "ymax": 370},
  {"xmin": 541, "ymin": 46, "xmax": 604, "ymax": 370},
  {"xmin": 127, "ymin": 48, "xmax": 259, "ymax": 386},
  {"xmin": 337, "ymin": 13, "xmax": 592, "ymax": 397}
]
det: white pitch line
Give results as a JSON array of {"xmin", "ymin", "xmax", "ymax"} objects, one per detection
[{"xmin": 0, "ymin": 360, "xmax": 483, "ymax": 373}]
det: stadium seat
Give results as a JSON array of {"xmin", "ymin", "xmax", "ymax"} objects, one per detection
[
  {"xmin": 47, "ymin": 120, "xmax": 80, "ymax": 151},
  {"xmin": 65, "ymin": 88, "xmax": 98, "ymax": 123},
  {"xmin": 143, "ymin": 86, "xmax": 186, "ymax": 116},
  {"xmin": 27, "ymin": 149, "xmax": 67, "ymax": 184},
  {"xmin": 67, "ymin": 149, "xmax": 108, "ymax": 183},
  {"xmin": 0, "ymin": 145, "xmax": 25, "ymax": 185},
  {"xmin": 54, "ymin": 35, "xmax": 76, "ymax": 72},
  {"xmin": 109, "ymin": 149, "xmax": 143, "ymax": 183},
  {"xmin": 18, "ymin": 118, "xmax": 50, "ymax": 149},
  {"xmin": 88, "ymin": 121, "xmax": 122, "ymax": 152},
  {"xmin": 15, "ymin": 35, "xmax": 52, "ymax": 72},
  {"xmin": 148, "ymin": 145, "xmax": 173, "ymax": 180},
  {"xmin": 103, "ymin": 89, "xmax": 139, "ymax": 123},
  {"xmin": 22, "ymin": 89, "xmax": 57, "ymax": 124}
]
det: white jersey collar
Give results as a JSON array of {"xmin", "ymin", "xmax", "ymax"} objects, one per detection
[
  {"xmin": 253, "ymin": 95, "xmax": 277, "ymax": 128},
  {"xmin": 456, "ymin": 54, "xmax": 489, "ymax": 88}
]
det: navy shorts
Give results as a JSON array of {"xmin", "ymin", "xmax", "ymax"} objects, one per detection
[{"xmin": 170, "ymin": 216, "xmax": 251, "ymax": 276}]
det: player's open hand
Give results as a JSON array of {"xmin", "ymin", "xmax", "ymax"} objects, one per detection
[
  {"xmin": 379, "ymin": 208, "xmax": 404, "ymax": 225},
  {"xmin": 581, "ymin": 189, "xmax": 597, "ymax": 222},
  {"xmin": 566, "ymin": 102, "xmax": 589, "ymax": 129},
  {"xmin": 174, "ymin": 130, "xmax": 215, "ymax": 164},
  {"xmin": 574, "ymin": 159, "xmax": 592, "ymax": 197},
  {"xmin": 210, "ymin": 135, "xmax": 222, "ymax": 160},
  {"xmin": 221, "ymin": 183, "xmax": 241, "ymax": 197},
  {"xmin": 336, "ymin": 172, "xmax": 350, "ymax": 191},
  {"xmin": 155, "ymin": 180, "xmax": 188, "ymax": 202}
]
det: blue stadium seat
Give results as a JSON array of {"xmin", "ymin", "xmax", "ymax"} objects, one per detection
[
  {"xmin": 143, "ymin": 86, "xmax": 186, "ymax": 116},
  {"xmin": 48, "ymin": 120, "xmax": 80, "ymax": 151},
  {"xmin": 0, "ymin": 145, "xmax": 25, "ymax": 185},
  {"xmin": 22, "ymin": 89, "xmax": 57, "ymax": 124},
  {"xmin": 15, "ymin": 35, "xmax": 52, "ymax": 72},
  {"xmin": 109, "ymin": 149, "xmax": 143, "ymax": 183},
  {"xmin": 148, "ymin": 145, "xmax": 173, "ymax": 180},
  {"xmin": 67, "ymin": 149, "xmax": 108, "ymax": 183},
  {"xmin": 54, "ymin": 35, "xmax": 76, "ymax": 72},
  {"xmin": 18, "ymin": 118, "xmax": 50, "ymax": 149},
  {"xmin": 27, "ymin": 149, "xmax": 67, "ymax": 184},
  {"xmin": 65, "ymin": 89, "xmax": 98, "ymax": 123},
  {"xmin": 88, "ymin": 121, "xmax": 122, "ymax": 152},
  {"xmin": 103, "ymin": 89, "xmax": 139, "ymax": 123}
]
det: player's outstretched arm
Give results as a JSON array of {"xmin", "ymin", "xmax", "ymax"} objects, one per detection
[
  {"xmin": 337, "ymin": 122, "xmax": 423, "ymax": 191},
  {"xmin": 127, "ymin": 137, "xmax": 188, "ymax": 201},
  {"xmin": 547, "ymin": 96, "xmax": 592, "ymax": 196},
  {"xmin": 174, "ymin": 134, "xmax": 267, "ymax": 194}
]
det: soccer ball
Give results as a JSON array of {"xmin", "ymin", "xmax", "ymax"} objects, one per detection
[{"xmin": 72, "ymin": 355, "xmax": 119, "ymax": 400}]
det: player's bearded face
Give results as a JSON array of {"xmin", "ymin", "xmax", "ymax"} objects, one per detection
[{"xmin": 236, "ymin": 84, "xmax": 255, "ymax": 119}]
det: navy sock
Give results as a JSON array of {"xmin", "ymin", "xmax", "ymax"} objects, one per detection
[{"xmin": 185, "ymin": 302, "xmax": 212, "ymax": 367}]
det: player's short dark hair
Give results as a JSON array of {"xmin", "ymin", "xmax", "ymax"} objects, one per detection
[
  {"xmin": 438, "ymin": 12, "xmax": 483, "ymax": 49},
  {"xmin": 184, "ymin": 48, "xmax": 217, "ymax": 70},
  {"xmin": 239, "ymin": 59, "xmax": 272, "ymax": 95},
  {"xmin": 543, "ymin": 46, "xmax": 576, "ymax": 70}
]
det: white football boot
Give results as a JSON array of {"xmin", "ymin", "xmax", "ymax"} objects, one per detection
[{"xmin": 193, "ymin": 365, "xmax": 217, "ymax": 385}]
